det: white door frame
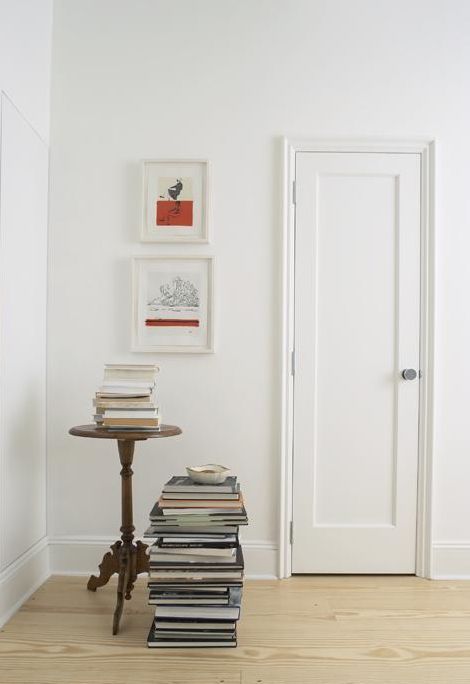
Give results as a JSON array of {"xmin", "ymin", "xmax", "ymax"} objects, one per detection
[{"xmin": 280, "ymin": 138, "xmax": 435, "ymax": 579}]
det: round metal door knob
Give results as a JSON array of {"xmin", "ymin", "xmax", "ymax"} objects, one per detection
[{"xmin": 402, "ymin": 368, "xmax": 418, "ymax": 381}]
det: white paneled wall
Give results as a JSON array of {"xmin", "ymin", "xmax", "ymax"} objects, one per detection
[
  {"xmin": 0, "ymin": 0, "xmax": 52, "ymax": 625},
  {"xmin": 0, "ymin": 95, "xmax": 48, "ymax": 565}
]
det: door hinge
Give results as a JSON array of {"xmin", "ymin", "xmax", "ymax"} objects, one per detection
[
  {"xmin": 291, "ymin": 349, "xmax": 295, "ymax": 376},
  {"xmin": 292, "ymin": 180, "xmax": 296, "ymax": 205},
  {"xmin": 289, "ymin": 520, "xmax": 294, "ymax": 545}
]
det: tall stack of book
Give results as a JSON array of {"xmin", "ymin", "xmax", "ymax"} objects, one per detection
[
  {"xmin": 145, "ymin": 475, "xmax": 248, "ymax": 648},
  {"xmin": 93, "ymin": 364, "xmax": 160, "ymax": 430}
]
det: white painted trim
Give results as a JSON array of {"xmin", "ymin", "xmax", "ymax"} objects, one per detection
[
  {"xmin": 415, "ymin": 142, "xmax": 436, "ymax": 578},
  {"xmin": 284, "ymin": 138, "xmax": 434, "ymax": 155},
  {"xmin": 0, "ymin": 536, "xmax": 50, "ymax": 627},
  {"xmin": 0, "ymin": 93, "xmax": 4, "ymax": 573},
  {"xmin": 49, "ymin": 535, "xmax": 278, "ymax": 580},
  {"xmin": 432, "ymin": 542, "xmax": 470, "ymax": 579},
  {"xmin": 279, "ymin": 138, "xmax": 296, "ymax": 579},
  {"xmin": 280, "ymin": 138, "xmax": 435, "ymax": 579}
]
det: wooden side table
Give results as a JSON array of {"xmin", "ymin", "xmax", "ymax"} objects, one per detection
[{"xmin": 69, "ymin": 423, "xmax": 182, "ymax": 634}]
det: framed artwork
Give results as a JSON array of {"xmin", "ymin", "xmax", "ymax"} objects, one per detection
[
  {"xmin": 141, "ymin": 159, "xmax": 209, "ymax": 243},
  {"xmin": 132, "ymin": 256, "xmax": 214, "ymax": 353}
]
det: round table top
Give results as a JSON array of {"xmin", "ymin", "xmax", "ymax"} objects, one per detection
[{"xmin": 69, "ymin": 424, "xmax": 182, "ymax": 441}]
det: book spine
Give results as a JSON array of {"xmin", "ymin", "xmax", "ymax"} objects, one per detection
[{"xmin": 156, "ymin": 542, "xmax": 238, "ymax": 549}]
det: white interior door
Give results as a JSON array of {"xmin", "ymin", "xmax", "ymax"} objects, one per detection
[{"xmin": 292, "ymin": 151, "xmax": 421, "ymax": 573}]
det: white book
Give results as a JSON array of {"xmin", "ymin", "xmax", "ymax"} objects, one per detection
[
  {"xmin": 97, "ymin": 388, "xmax": 152, "ymax": 397},
  {"xmin": 154, "ymin": 605, "xmax": 240, "ymax": 620},
  {"xmin": 149, "ymin": 553, "xmax": 236, "ymax": 563},
  {"xmin": 104, "ymin": 409, "xmax": 159, "ymax": 418},
  {"xmin": 148, "ymin": 639, "xmax": 236, "ymax": 648},
  {"xmin": 93, "ymin": 399, "xmax": 158, "ymax": 408},
  {"xmin": 100, "ymin": 380, "xmax": 156, "ymax": 389},
  {"xmin": 103, "ymin": 369, "xmax": 158, "ymax": 383},
  {"xmin": 153, "ymin": 547, "xmax": 235, "ymax": 557},
  {"xmin": 161, "ymin": 508, "xmax": 242, "ymax": 515},
  {"xmin": 105, "ymin": 364, "xmax": 159, "ymax": 371},
  {"xmin": 149, "ymin": 571, "xmax": 243, "ymax": 580}
]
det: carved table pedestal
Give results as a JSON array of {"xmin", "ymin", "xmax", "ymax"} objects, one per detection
[{"xmin": 69, "ymin": 423, "xmax": 182, "ymax": 634}]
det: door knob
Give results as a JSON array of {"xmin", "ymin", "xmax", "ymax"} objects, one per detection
[{"xmin": 401, "ymin": 368, "xmax": 418, "ymax": 381}]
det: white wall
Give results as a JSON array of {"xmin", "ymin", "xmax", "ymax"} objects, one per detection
[
  {"xmin": 0, "ymin": 0, "xmax": 52, "ymax": 624},
  {"xmin": 0, "ymin": 0, "xmax": 52, "ymax": 142},
  {"xmin": 48, "ymin": 0, "xmax": 470, "ymax": 578}
]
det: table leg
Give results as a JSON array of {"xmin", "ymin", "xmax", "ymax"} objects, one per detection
[
  {"xmin": 87, "ymin": 541, "xmax": 121, "ymax": 591},
  {"xmin": 87, "ymin": 439, "xmax": 149, "ymax": 634},
  {"xmin": 113, "ymin": 545, "xmax": 132, "ymax": 635},
  {"xmin": 112, "ymin": 439, "xmax": 136, "ymax": 634},
  {"xmin": 135, "ymin": 540, "xmax": 150, "ymax": 574}
]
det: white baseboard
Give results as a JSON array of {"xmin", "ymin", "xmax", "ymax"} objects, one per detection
[
  {"xmin": 432, "ymin": 542, "xmax": 470, "ymax": 579},
  {"xmin": 242, "ymin": 539, "xmax": 278, "ymax": 579},
  {"xmin": 0, "ymin": 536, "xmax": 50, "ymax": 627},
  {"xmin": 2, "ymin": 538, "xmax": 466, "ymax": 626},
  {"xmin": 49, "ymin": 535, "xmax": 278, "ymax": 579}
]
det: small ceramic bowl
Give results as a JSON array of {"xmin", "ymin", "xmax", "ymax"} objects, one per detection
[{"xmin": 186, "ymin": 464, "xmax": 230, "ymax": 485}]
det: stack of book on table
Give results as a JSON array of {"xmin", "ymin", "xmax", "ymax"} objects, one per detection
[
  {"xmin": 145, "ymin": 475, "xmax": 248, "ymax": 648},
  {"xmin": 92, "ymin": 364, "xmax": 160, "ymax": 430}
]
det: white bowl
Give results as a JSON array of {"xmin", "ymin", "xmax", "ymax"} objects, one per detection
[{"xmin": 186, "ymin": 464, "xmax": 230, "ymax": 485}]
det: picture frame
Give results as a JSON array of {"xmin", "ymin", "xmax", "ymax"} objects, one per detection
[
  {"xmin": 141, "ymin": 159, "xmax": 209, "ymax": 243},
  {"xmin": 132, "ymin": 255, "xmax": 214, "ymax": 353}
]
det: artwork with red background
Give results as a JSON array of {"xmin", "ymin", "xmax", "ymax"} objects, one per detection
[{"xmin": 156, "ymin": 176, "xmax": 193, "ymax": 227}]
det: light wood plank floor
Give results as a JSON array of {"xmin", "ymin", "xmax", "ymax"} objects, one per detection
[{"xmin": 1, "ymin": 575, "xmax": 470, "ymax": 683}]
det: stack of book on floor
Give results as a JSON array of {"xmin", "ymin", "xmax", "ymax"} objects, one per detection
[
  {"xmin": 145, "ymin": 475, "xmax": 248, "ymax": 648},
  {"xmin": 92, "ymin": 363, "xmax": 160, "ymax": 430}
]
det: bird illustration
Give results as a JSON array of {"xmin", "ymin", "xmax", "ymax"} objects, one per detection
[{"xmin": 167, "ymin": 178, "xmax": 183, "ymax": 215}]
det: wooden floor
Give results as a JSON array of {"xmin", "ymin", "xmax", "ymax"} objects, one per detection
[{"xmin": 1, "ymin": 575, "xmax": 470, "ymax": 683}]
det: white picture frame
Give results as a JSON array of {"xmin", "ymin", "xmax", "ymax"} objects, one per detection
[
  {"xmin": 132, "ymin": 255, "xmax": 214, "ymax": 353},
  {"xmin": 141, "ymin": 159, "xmax": 209, "ymax": 243}
]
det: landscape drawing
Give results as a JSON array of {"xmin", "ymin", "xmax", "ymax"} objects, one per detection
[
  {"xmin": 156, "ymin": 176, "xmax": 193, "ymax": 227},
  {"xmin": 145, "ymin": 273, "xmax": 200, "ymax": 328}
]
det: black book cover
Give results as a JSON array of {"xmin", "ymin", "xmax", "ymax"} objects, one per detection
[
  {"xmin": 157, "ymin": 540, "xmax": 238, "ymax": 549},
  {"xmin": 144, "ymin": 524, "xmax": 240, "ymax": 536},
  {"xmin": 148, "ymin": 575, "xmax": 243, "ymax": 584},
  {"xmin": 152, "ymin": 631, "xmax": 235, "ymax": 639},
  {"xmin": 163, "ymin": 476, "xmax": 238, "ymax": 493},
  {"xmin": 147, "ymin": 581, "xmax": 243, "ymax": 590},
  {"xmin": 150, "ymin": 593, "xmax": 242, "ymax": 604},
  {"xmin": 149, "ymin": 586, "xmax": 242, "ymax": 606},
  {"xmin": 152, "ymin": 630, "xmax": 236, "ymax": 638},
  {"xmin": 154, "ymin": 618, "xmax": 237, "ymax": 630}
]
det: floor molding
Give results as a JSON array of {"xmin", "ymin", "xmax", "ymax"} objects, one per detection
[
  {"xmin": 432, "ymin": 542, "xmax": 470, "ymax": 579},
  {"xmin": 49, "ymin": 535, "xmax": 279, "ymax": 579},
  {"xmin": 6, "ymin": 538, "xmax": 466, "ymax": 625},
  {"xmin": 0, "ymin": 536, "xmax": 50, "ymax": 627}
]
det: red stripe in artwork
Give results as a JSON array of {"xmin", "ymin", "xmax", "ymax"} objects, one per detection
[{"xmin": 145, "ymin": 319, "xmax": 200, "ymax": 327}]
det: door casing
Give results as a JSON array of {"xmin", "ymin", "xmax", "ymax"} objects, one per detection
[{"xmin": 280, "ymin": 138, "xmax": 435, "ymax": 579}]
